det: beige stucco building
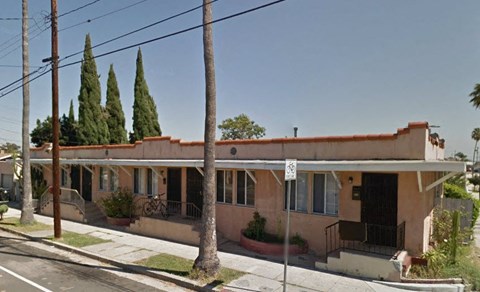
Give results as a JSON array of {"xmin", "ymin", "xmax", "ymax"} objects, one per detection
[{"xmin": 30, "ymin": 122, "xmax": 465, "ymax": 280}]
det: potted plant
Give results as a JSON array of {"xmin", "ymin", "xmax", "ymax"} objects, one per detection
[
  {"xmin": 100, "ymin": 188, "xmax": 135, "ymax": 226},
  {"xmin": 240, "ymin": 211, "xmax": 308, "ymax": 255}
]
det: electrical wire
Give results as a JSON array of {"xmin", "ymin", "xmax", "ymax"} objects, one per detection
[
  {"xmin": 60, "ymin": 0, "xmax": 285, "ymax": 69},
  {"xmin": 0, "ymin": 17, "xmax": 32, "ymax": 21},
  {"xmin": 0, "ymin": 67, "xmax": 51, "ymax": 98},
  {"xmin": 0, "ymin": 0, "xmax": 286, "ymax": 100},
  {"xmin": 0, "ymin": 21, "xmax": 47, "ymax": 53},
  {"xmin": 0, "ymin": 127, "xmax": 19, "ymax": 135},
  {"xmin": 0, "ymin": 65, "xmax": 49, "ymax": 93},
  {"xmin": 0, "ymin": 65, "xmax": 41, "ymax": 68},
  {"xmin": 58, "ymin": 0, "xmax": 101, "ymax": 19},
  {"xmin": 61, "ymin": 0, "xmax": 217, "ymax": 61},
  {"xmin": 0, "ymin": 27, "xmax": 50, "ymax": 62},
  {"xmin": 0, "ymin": 12, "xmax": 49, "ymax": 51},
  {"xmin": 59, "ymin": 0, "xmax": 148, "ymax": 32},
  {"xmin": 0, "ymin": 117, "xmax": 21, "ymax": 125}
]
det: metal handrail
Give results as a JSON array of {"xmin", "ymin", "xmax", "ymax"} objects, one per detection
[
  {"xmin": 39, "ymin": 186, "xmax": 85, "ymax": 216},
  {"xmin": 325, "ymin": 220, "xmax": 406, "ymax": 259},
  {"xmin": 134, "ymin": 195, "xmax": 202, "ymax": 220},
  {"xmin": 325, "ymin": 221, "xmax": 340, "ymax": 259}
]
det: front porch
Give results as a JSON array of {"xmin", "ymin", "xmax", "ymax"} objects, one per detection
[{"xmin": 316, "ymin": 220, "xmax": 407, "ymax": 281}]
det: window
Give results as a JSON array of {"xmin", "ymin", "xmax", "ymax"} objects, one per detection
[
  {"xmin": 109, "ymin": 169, "xmax": 118, "ymax": 192},
  {"xmin": 133, "ymin": 168, "xmax": 145, "ymax": 194},
  {"xmin": 61, "ymin": 168, "xmax": 68, "ymax": 187},
  {"xmin": 284, "ymin": 172, "xmax": 308, "ymax": 212},
  {"xmin": 237, "ymin": 171, "xmax": 255, "ymax": 206},
  {"xmin": 313, "ymin": 173, "xmax": 339, "ymax": 215},
  {"xmin": 99, "ymin": 167, "xmax": 107, "ymax": 191},
  {"xmin": 216, "ymin": 170, "xmax": 233, "ymax": 203},
  {"xmin": 147, "ymin": 168, "xmax": 158, "ymax": 196}
]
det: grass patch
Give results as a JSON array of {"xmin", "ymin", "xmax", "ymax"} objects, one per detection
[
  {"xmin": 50, "ymin": 231, "xmax": 111, "ymax": 248},
  {"xmin": 0, "ymin": 217, "xmax": 50, "ymax": 232},
  {"xmin": 136, "ymin": 253, "xmax": 245, "ymax": 287}
]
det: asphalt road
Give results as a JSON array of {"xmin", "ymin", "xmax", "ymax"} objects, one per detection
[{"xmin": 0, "ymin": 231, "xmax": 189, "ymax": 292}]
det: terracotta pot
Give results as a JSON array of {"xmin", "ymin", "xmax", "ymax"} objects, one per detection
[
  {"xmin": 106, "ymin": 216, "xmax": 131, "ymax": 226},
  {"xmin": 240, "ymin": 230, "xmax": 308, "ymax": 255}
]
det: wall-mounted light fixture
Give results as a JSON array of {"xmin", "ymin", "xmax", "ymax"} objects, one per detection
[
  {"xmin": 348, "ymin": 176, "xmax": 353, "ymax": 184},
  {"xmin": 160, "ymin": 170, "xmax": 166, "ymax": 185}
]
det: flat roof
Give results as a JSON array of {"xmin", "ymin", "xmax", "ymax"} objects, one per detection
[{"xmin": 30, "ymin": 158, "xmax": 466, "ymax": 173}]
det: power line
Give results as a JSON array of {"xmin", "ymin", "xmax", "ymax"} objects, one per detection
[
  {"xmin": 0, "ymin": 22, "xmax": 47, "ymax": 53},
  {"xmin": 0, "ymin": 65, "xmax": 49, "ymax": 93},
  {"xmin": 0, "ymin": 17, "xmax": 32, "ymax": 20},
  {"xmin": 0, "ymin": 0, "xmax": 286, "ymax": 100},
  {"xmin": 0, "ymin": 127, "xmax": 19, "ymax": 135},
  {"xmin": 59, "ymin": 0, "xmax": 148, "ymax": 33},
  {"xmin": 0, "ymin": 64, "xmax": 41, "ymax": 68},
  {"xmin": 0, "ymin": 27, "xmax": 50, "ymax": 61},
  {"xmin": 58, "ymin": 0, "xmax": 101, "ymax": 18},
  {"xmin": 0, "ymin": 67, "xmax": 51, "ymax": 98},
  {"xmin": 60, "ymin": 0, "xmax": 285, "ymax": 68},
  {"xmin": 0, "ymin": 12, "xmax": 49, "ymax": 50},
  {"xmin": 0, "ymin": 117, "xmax": 21, "ymax": 126},
  {"xmin": 61, "ymin": 0, "xmax": 217, "ymax": 61}
]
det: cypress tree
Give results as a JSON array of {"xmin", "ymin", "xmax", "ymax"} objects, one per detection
[
  {"xmin": 60, "ymin": 100, "xmax": 78, "ymax": 146},
  {"xmin": 105, "ymin": 64, "xmax": 127, "ymax": 144},
  {"xmin": 131, "ymin": 48, "xmax": 161, "ymax": 143},
  {"xmin": 77, "ymin": 34, "xmax": 109, "ymax": 145}
]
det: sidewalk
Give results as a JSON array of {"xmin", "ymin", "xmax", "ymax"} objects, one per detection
[{"xmin": 1, "ymin": 207, "xmax": 404, "ymax": 292}]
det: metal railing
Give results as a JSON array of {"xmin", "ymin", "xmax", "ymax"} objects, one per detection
[
  {"xmin": 39, "ymin": 187, "xmax": 85, "ymax": 216},
  {"xmin": 325, "ymin": 220, "xmax": 406, "ymax": 259},
  {"xmin": 133, "ymin": 195, "xmax": 202, "ymax": 220}
]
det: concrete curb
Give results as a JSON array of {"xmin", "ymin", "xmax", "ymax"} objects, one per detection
[
  {"xmin": 0, "ymin": 225, "xmax": 217, "ymax": 292},
  {"xmin": 373, "ymin": 280, "xmax": 465, "ymax": 292}
]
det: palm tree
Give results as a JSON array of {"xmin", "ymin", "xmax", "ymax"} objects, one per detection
[
  {"xmin": 472, "ymin": 128, "xmax": 480, "ymax": 164},
  {"xmin": 20, "ymin": 0, "xmax": 34, "ymax": 224},
  {"xmin": 470, "ymin": 84, "xmax": 480, "ymax": 109},
  {"xmin": 193, "ymin": 0, "xmax": 220, "ymax": 277}
]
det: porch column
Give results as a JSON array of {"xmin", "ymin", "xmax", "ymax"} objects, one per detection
[{"xmin": 181, "ymin": 167, "xmax": 187, "ymax": 216}]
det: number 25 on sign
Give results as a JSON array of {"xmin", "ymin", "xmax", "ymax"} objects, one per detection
[{"xmin": 285, "ymin": 159, "xmax": 297, "ymax": 181}]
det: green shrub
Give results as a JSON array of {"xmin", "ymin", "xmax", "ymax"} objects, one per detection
[
  {"xmin": 244, "ymin": 211, "xmax": 266, "ymax": 241},
  {"xmin": 291, "ymin": 233, "xmax": 306, "ymax": 248},
  {"xmin": 100, "ymin": 188, "xmax": 135, "ymax": 218},
  {"xmin": 0, "ymin": 204, "xmax": 8, "ymax": 220}
]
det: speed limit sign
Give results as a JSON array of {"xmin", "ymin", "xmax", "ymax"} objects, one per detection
[{"xmin": 285, "ymin": 159, "xmax": 297, "ymax": 181}]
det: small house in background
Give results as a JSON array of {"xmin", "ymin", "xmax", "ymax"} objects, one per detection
[
  {"xmin": 0, "ymin": 154, "xmax": 15, "ymax": 198},
  {"xmin": 30, "ymin": 122, "xmax": 465, "ymax": 281}
]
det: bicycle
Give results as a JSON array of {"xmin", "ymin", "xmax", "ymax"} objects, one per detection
[
  {"xmin": 143, "ymin": 193, "xmax": 169, "ymax": 219},
  {"xmin": 0, "ymin": 188, "xmax": 9, "ymax": 202}
]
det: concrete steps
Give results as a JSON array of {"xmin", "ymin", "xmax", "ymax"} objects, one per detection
[
  {"xmin": 84, "ymin": 202, "xmax": 106, "ymax": 224},
  {"xmin": 316, "ymin": 249, "xmax": 407, "ymax": 282}
]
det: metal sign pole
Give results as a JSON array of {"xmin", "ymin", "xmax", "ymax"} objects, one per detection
[
  {"xmin": 283, "ymin": 179, "xmax": 291, "ymax": 292},
  {"xmin": 283, "ymin": 159, "xmax": 296, "ymax": 292}
]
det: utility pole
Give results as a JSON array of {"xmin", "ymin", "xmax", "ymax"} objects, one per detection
[{"xmin": 50, "ymin": 0, "xmax": 61, "ymax": 238}]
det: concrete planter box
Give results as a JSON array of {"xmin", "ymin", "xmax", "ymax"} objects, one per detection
[
  {"xmin": 106, "ymin": 217, "xmax": 131, "ymax": 226},
  {"xmin": 240, "ymin": 231, "xmax": 308, "ymax": 256}
]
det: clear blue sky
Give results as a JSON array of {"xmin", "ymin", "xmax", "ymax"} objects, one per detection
[{"xmin": 0, "ymin": 0, "xmax": 479, "ymax": 158}]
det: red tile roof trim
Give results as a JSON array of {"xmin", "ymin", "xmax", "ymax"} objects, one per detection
[{"xmin": 30, "ymin": 122, "xmax": 435, "ymax": 151}]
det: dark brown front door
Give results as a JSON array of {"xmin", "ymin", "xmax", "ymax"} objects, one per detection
[
  {"xmin": 187, "ymin": 168, "xmax": 203, "ymax": 217},
  {"xmin": 167, "ymin": 168, "xmax": 181, "ymax": 202},
  {"xmin": 81, "ymin": 166, "xmax": 92, "ymax": 202},
  {"xmin": 361, "ymin": 173, "xmax": 398, "ymax": 247}
]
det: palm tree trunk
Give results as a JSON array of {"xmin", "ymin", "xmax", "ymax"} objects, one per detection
[
  {"xmin": 20, "ymin": 0, "xmax": 34, "ymax": 224},
  {"xmin": 193, "ymin": 0, "xmax": 220, "ymax": 276},
  {"xmin": 473, "ymin": 140, "xmax": 478, "ymax": 165}
]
